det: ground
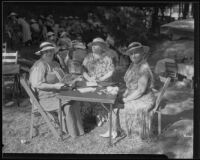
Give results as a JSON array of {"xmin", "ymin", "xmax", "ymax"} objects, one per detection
[{"xmin": 2, "ymin": 40, "xmax": 193, "ymax": 158}]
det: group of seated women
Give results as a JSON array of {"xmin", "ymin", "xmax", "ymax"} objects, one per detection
[{"xmin": 29, "ymin": 37, "xmax": 156, "ymax": 140}]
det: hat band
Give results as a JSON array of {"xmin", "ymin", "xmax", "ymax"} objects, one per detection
[
  {"xmin": 40, "ymin": 43, "xmax": 54, "ymax": 50},
  {"xmin": 129, "ymin": 46, "xmax": 144, "ymax": 54}
]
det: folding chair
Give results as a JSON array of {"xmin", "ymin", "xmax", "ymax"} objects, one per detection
[
  {"xmin": 151, "ymin": 77, "xmax": 171, "ymax": 135},
  {"xmin": 2, "ymin": 51, "xmax": 21, "ymax": 106},
  {"xmin": 20, "ymin": 74, "xmax": 64, "ymax": 141},
  {"xmin": 165, "ymin": 62, "xmax": 178, "ymax": 82}
]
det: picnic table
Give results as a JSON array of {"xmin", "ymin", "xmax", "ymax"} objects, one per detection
[{"xmin": 57, "ymin": 84, "xmax": 118, "ymax": 146}]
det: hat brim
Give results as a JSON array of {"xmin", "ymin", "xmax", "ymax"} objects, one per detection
[
  {"xmin": 124, "ymin": 45, "xmax": 150, "ymax": 56},
  {"xmin": 74, "ymin": 45, "xmax": 86, "ymax": 49},
  {"xmin": 90, "ymin": 41, "xmax": 109, "ymax": 49},
  {"xmin": 35, "ymin": 46, "xmax": 55, "ymax": 55}
]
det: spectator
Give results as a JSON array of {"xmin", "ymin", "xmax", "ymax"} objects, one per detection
[{"xmin": 30, "ymin": 19, "xmax": 40, "ymax": 44}]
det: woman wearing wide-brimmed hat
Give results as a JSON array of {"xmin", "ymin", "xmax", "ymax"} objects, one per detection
[
  {"xmin": 82, "ymin": 37, "xmax": 115, "ymax": 127},
  {"xmin": 100, "ymin": 42, "xmax": 155, "ymax": 139},
  {"xmin": 29, "ymin": 42, "xmax": 85, "ymax": 138}
]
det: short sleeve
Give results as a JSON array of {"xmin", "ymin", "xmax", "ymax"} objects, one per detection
[
  {"xmin": 29, "ymin": 62, "xmax": 47, "ymax": 88},
  {"xmin": 139, "ymin": 63, "xmax": 151, "ymax": 79}
]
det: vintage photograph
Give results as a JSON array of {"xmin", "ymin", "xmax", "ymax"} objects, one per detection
[{"xmin": 2, "ymin": 1, "xmax": 196, "ymax": 158}]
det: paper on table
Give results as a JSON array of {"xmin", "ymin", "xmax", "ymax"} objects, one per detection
[
  {"xmin": 86, "ymin": 81, "xmax": 98, "ymax": 87},
  {"xmin": 77, "ymin": 87, "xmax": 96, "ymax": 93}
]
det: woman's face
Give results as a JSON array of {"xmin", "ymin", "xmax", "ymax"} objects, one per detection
[
  {"xmin": 43, "ymin": 49, "xmax": 55, "ymax": 61},
  {"xmin": 92, "ymin": 45, "xmax": 102, "ymax": 55},
  {"xmin": 129, "ymin": 52, "xmax": 143, "ymax": 63}
]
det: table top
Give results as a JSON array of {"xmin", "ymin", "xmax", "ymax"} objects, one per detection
[{"xmin": 57, "ymin": 87, "xmax": 117, "ymax": 104}]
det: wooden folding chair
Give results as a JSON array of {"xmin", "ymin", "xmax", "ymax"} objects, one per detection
[
  {"xmin": 151, "ymin": 77, "xmax": 171, "ymax": 135},
  {"xmin": 165, "ymin": 62, "xmax": 178, "ymax": 82},
  {"xmin": 20, "ymin": 74, "xmax": 64, "ymax": 141},
  {"xmin": 2, "ymin": 51, "xmax": 21, "ymax": 106}
]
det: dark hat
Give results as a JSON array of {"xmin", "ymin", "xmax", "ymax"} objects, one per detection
[{"xmin": 125, "ymin": 42, "xmax": 150, "ymax": 56}]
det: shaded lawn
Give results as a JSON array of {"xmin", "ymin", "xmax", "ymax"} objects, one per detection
[{"xmin": 2, "ymin": 86, "xmax": 193, "ymax": 157}]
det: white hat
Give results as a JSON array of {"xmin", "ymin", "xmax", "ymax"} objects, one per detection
[
  {"xmin": 35, "ymin": 42, "xmax": 55, "ymax": 55},
  {"xmin": 73, "ymin": 42, "xmax": 86, "ymax": 49},
  {"xmin": 47, "ymin": 32, "xmax": 55, "ymax": 37},
  {"xmin": 90, "ymin": 37, "xmax": 109, "ymax": 49},
  {"xmin": 8, "ymin": 12, "xmax": 17, "ymax": 17}
]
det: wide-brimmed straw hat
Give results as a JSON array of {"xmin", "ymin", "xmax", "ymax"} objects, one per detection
[
  {"xmin": 8, "ymin": 12, "xmax": 17, "ymax": 17},
  {"xmin": 73, "ymin": 42, "xmax": 86, "ymax": 50},
  {"xmin": 35, "ymin": 42, "xmax": 55, "ymax": 55},
  {"xmin": 89, "ymin": 37, "xmax": 109, "ymax": 49},
  {"xmin": 47, "ymin": 32, "xmax": 55, "ymax": 37},
  {"xmin": 125, "ymin": 42, "xmax": 150, "ymax": 56}
]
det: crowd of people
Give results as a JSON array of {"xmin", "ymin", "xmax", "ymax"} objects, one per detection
[{"xmin": 5, "ymin": 12, "xmax": 156, "ymax": 140}]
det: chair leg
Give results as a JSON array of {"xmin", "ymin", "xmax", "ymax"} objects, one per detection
[
  {"xmin": 30, "ymin": 107, "xmax": 35, "ymax": 139},
  {"xmin": 58, "ymin": 99, "xmax": 63, "ymax": 140},
  {"xmin": 158, "ymin": 112, "xmax": 161, "ymax": 135}
]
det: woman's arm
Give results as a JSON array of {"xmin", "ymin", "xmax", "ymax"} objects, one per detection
[
  {"xmin": 36, "ymin": 82, "xmax": 64, "ymax": 90},
  {"xmin": 123, "ymin": 74, "xmax": 149, "ymax": 102},
  {"xmin": 98, "ymin": 70, "xmax": 114, "ymax": 81},
  {"xmin": 83, "ymin": 72, "xmax": 96, "ymax": 82}
]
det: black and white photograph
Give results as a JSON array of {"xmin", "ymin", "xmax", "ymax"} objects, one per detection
[{"xmin": 2, "ymin": 1, "xmax": 198, "ymax": 158}]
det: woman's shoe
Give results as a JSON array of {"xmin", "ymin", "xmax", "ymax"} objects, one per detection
[{"xmin": 99, "ymin": 130, "xmax": 118, "ymax": 139}]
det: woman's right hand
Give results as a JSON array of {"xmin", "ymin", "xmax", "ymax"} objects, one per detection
[{"xmin": 54, "ymin": 83, "xmax": 65, "ymax": 90}]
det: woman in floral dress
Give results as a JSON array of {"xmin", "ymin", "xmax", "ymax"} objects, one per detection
[
  {"xmin": 81, "ymin": 37, "xmax": 115, "ymax": 127},
  {"xmin": 100, "ymin": 42, "xmax": 155, "ymax": 139}
]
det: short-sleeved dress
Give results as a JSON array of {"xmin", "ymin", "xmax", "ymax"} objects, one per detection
[
  {"xmin": 29, "ymin": 59, "xmax": 84, "ymax": 137},
  {"xmin": 82, "ymin": 53, "xmax": 114, "ymax": 81},
  {"xmin": 81, "ymin": 53, "xmax": 115, "ymax": 121},
  {"xmin": 117, "ymin": 60, "xmax": 155, "ymax": 139}
]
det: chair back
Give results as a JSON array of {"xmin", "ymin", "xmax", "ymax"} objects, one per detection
[
  {"xmin": 20, "ymin": 74, "xmax": 43, "ymax": 112},
  {"xmin": 3, "ymin": 43, "xmax": 7, "ymax": 53},
  {"xmin": 153, "ymin": 77, "xmax": 171, "ymax": 112},
  {"xmin": 2, "ymin": 51, "xmax": 18, "ymax": 64},
  {"xmin": 165, "ymin": 62, "xmax": 178, "ymax": 80}
]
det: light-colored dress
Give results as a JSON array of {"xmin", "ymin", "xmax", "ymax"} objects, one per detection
[
  {"xmin": 29, "ymin": 59, "xmax": 84, "ymax": 137},
  {"xmin": 17, "ymin": 18, "xmax": 32, "ymax": 43},
  {"xmin": 116, "ymin": 60, "xmax": 155, "ymax": 139}
]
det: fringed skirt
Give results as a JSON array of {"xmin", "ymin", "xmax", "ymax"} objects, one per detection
[{"xmin": 118, "ymin": 91, "xmax": 155, "ymax": 139}]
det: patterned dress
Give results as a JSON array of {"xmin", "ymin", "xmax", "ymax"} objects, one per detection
[
  {"xmin": 81, "ymin": 53, "xmax": 115, "ymax": 123},
  {"xmin": 83, "ymin": 53, "xmax": 114, "ymax": 81},
  {"xmin": 114, "ymin": 60, "xmax": 155, "ymax": 139}
]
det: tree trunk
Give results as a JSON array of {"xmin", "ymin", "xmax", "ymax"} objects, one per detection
[
  {"xmin": 151, "ymin": 7, "xmax": 159, "ymax": 34},
  {"xmin": 183, "ymin": 3, "xmax": 189, "ymax": 19}
]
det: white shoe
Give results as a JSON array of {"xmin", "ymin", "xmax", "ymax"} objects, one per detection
[{"xmin": 99, "ymin": 130, "xmax": 118, "ymax": 139}]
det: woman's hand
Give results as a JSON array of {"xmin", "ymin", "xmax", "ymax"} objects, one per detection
[{"xmin": 53, "ymin": 83, "xmax": 65, "ymax": 89}]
